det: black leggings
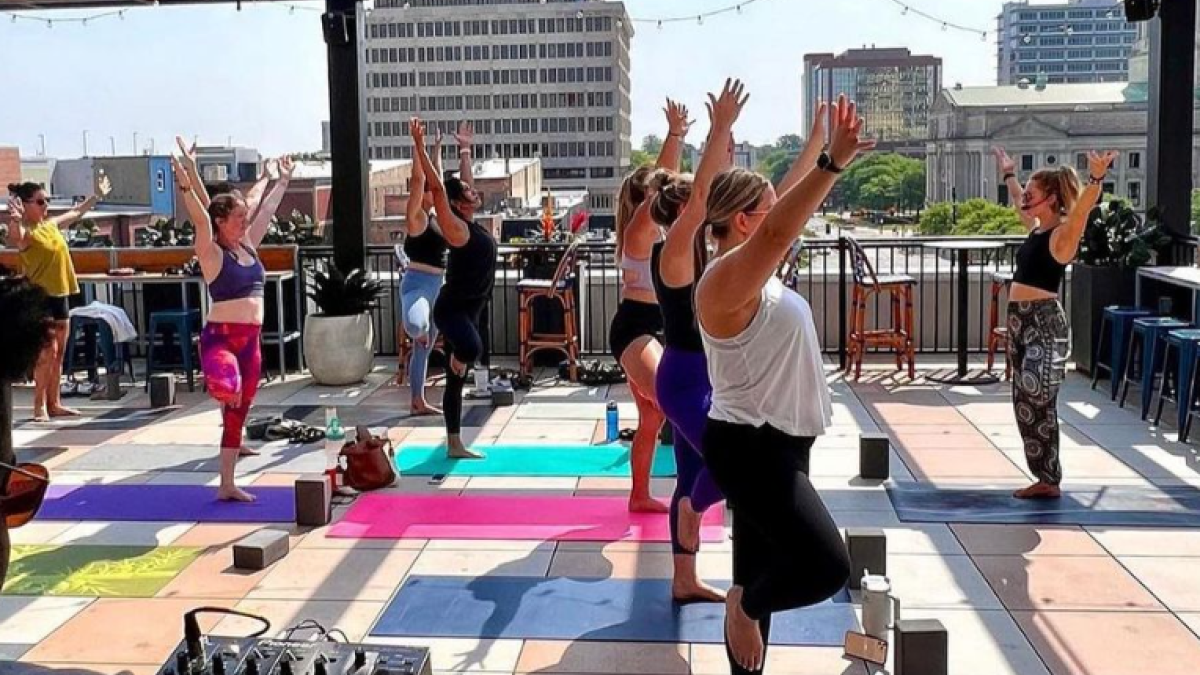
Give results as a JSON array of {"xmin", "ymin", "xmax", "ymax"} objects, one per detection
[
  {"xmin": 433, "ymin": 294, "xmax": 487, "ymax": 435},
  {"xmin": 703, "ymin": 419, "xmax": 850, "ymax": 675}
]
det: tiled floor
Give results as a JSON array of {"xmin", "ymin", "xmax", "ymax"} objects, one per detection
[{"xmin": 4, "ymin": 358, "xmax": 1200, "ymax": 674}]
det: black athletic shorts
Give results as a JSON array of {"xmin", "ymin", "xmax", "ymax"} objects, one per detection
[
  {"xmin": 609, "ymin": 299, "xmax": 664, "ymax": 361},
  {"xmin": 44, "ymin": 295, "xmax": 70, "ymax": 321}
]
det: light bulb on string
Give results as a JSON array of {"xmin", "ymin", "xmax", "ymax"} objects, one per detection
[
  {"xmin": 657, "ymin": 20, "xmax": 662, "ymax": 30},
  {"xmin": 736, "ymin": 4, "xmax": 742, "ymax": 13},
  {"xmin": 119, "ymin": 10, "xmax": 124, "ymax": 20},
  {"xmin": 698, "ymin": 14, "xmax": 703, "ymax": 25},
  {"xmin": 941, "ymin": 22, "xmax": 947, "ymax": 31},
  {"xmin": 902, "ymin": 5, "xmax": 909, "ymax": 15}
]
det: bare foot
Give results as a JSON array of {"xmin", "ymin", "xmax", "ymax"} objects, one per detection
[
  {"xmin": 447, "ymin": 437, "xmax": 484, "ymax": 459},
  {"xmin": 629, "ymin": 496, "xmax": 669, "ymax": 514},
  {"xmin": 677, "ymin": 497, "xmax": 702, "ymax": 553},
  {"xmin": 31, "ymin": 409, "xmax": 50, "ymax": 423},
  {"xmin": 48, "ymin": 406, "xmax": 81, "ymax": 417},
  {"xmin": 217, "ymin": 485, "xmax": 257, "ymax": 502},
  {"xmin": 672, "ymin": 578, "xmax": 726, "ymax": 604},
  {"xmin": 725, "ymin": 586, "xmax": 764, "ymax": 672},
  {"xmin": 1013, "ymin": 482, "xmax": 1062, "ymax": 500},
  {"xmin": 410, "ymin": 402, "xmax": 443, "ymax": 417},
  {"xmin": 238, "ymin": 446, "xmax": 260, "ymax": 457}
]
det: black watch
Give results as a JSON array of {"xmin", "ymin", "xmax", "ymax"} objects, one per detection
[{"xmin": 817, "ymin": 151, "xmax": 843, "ymax": 174}]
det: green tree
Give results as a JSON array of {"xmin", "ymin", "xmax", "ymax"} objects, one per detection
[
  {"xmin": 1192, "ymin": 189, "xmax": 1200, "ymax": 233},
  {"xmin": 776, "ymin": 134, "xmax": 803, "ymax": 151},
  {"xmin": 641, "ymin": 134, "xmax": 664, "ymax": 155},
  {"xmin": 919, "ymin": 200, "xmax": 1022, "ymax": 236},
  {"xmin": 919, "ymin": 202, "xmax": 955, "ymax": 235},
  {"xmin": 840, "ymin": 153, "xmax": 925, "ymax": 212},
  {"xmin": 757, "ymin": 149, "xmax": 793, "ymax": 186},
  {"xmin": 631, "ymin": 149, "xmax": 654, "ymax": 169}
]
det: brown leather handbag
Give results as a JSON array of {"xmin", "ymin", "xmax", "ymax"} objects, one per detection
[
  {"xmin": 0, "ymin": 462, "xmax": 51, "ymax": 529},
  {"xmin": 338, "ymin": 426, "xmax": 397, "ymax": 491}
]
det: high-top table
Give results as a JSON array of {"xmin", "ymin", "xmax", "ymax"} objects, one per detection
[{"xmin": 923, "ymin": 240, "xmax": 1008, "ymax": 385}]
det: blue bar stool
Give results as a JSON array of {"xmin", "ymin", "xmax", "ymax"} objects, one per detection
[
  {"xmin": 1091, "ymin": 306, "xmax": 1152, "ymax": 399},
  {"xmin": 146, "ymin": 309, "xmax": 201, "ymax": 392},
  {"xmin": 1119, "ymin": 316, "xmax": 1190, "ymax": 419},
  {"xmin": 1153, "ymin": 328, "xmax": 1200, "ymax": 432}
]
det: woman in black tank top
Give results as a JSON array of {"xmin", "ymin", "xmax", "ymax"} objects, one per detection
[
  {"xmin": 412, "ymin": 118, "xmax": 496, "ymax": 460},
  {"xmin": 995, "ymin": 146, "xmax": 1117, "ymax": 500}
]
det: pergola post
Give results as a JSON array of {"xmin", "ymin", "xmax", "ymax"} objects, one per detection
[
  {"xmin": 1145, "ymin": 0, "xmax": 1197, "ymax": 244},
  {"xmin": 323, "ymin": 0, "xmax": 370, "ymax": 273}
]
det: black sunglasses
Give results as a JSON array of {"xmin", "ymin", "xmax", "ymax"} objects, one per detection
[{"xmin": 23, "ymin": 198, "xmax": 49, "ymax": 207}]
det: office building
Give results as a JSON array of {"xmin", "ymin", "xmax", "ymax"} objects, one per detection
[{"xmin": 996, "ymin": 0, "xmax": 1138, "ymax": 85}]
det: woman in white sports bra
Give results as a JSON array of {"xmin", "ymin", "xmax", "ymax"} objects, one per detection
[{"xmin": 695, "ymin": 95, "xmax": 873, "ymax": 675}]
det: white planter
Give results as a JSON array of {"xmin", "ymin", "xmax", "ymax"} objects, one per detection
[{"xmin": 303, "ymin": 313, "xmax": 375, "ymax": 386}]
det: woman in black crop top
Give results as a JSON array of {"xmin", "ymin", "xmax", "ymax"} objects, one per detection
[
  {"xmin": 995, "ymin": 146, "xmax": 1117, "ymax": 499},
  {"xmin": 412, "ymin": 118, "xmax": 496, "ymax": 459},
  {"xmin": 400, "ymin": 130, "xmax": 448, "ymax": 417}
]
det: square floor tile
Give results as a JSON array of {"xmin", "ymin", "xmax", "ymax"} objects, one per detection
[
  {"xmin": 18, "ymin": 598, "xmax": 227, "ymax": 665},
  {"xmin": 885, "ymin": 554, "xmax": 1002, "ymax": 610},
  {"xmin": 516, "ymin": 640, "xmax": 690, "ymax": 674},
  {"xmin": 408, "ymin": 548, "xmax": 553, "ymax": 578},
  {"xmin": 215, "ymin": 598, "xmax": 385, "ymax": 642},
  {"xmin": 973, "ymin": 555, "xmax": 1163, "ymax": 612},
  {"xmin": 1119, "ymin": 557, "xmax": 1200, "ymax": 612},
  {"xmin": 0, "ymin": 597, "xmax": 94, "ymax": 644},
  {"xmin": 1088, "ymin": 528, "xmax": 1200, "ymax": 557},
  {"xmin": 247, "ymin": 548, "xmax": 420, "ymax": 602},
  {"xmin": 1013, "ymin": 611, "xmax": 1200, "ymax": 675},
  {"xmin": 897, "ymin": 447, "xmax": 1027, "ymax": 480},
  {"xmin": 951, "ymin": 525, "xmax": 1109, "ymax": 557},
  {"xmin": 690, "ymin": 644, "xmax": 866, "ymax": 675},
  {"xmin": 155, "ymin": 548, "xmax": 272, "ymax": 601},
  {"xmin": 49, "ymin": 522, "xmax": 194, "ymax": 547}
]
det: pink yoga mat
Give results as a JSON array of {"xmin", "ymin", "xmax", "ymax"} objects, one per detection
[{"xmin": 328, "ymin": 495, "xmax": 726, "ymax": 543}]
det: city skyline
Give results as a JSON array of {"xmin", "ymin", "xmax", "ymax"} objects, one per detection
[{"xmin": 1, "ymin": 0, "xmax": 1000, "ymax": 160}]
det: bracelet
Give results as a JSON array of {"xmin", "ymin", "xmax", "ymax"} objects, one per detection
[
  {"xmin": 1089, "ymin": 174, "xmax": 1106, "ymax": 185},
  {"xmin": 668, "ymin": 132, "xmax": 683, "ymax": 138},
  {"xmin": 1003, "ymin": 173, "xmax": 1016, "ymax": 182}
]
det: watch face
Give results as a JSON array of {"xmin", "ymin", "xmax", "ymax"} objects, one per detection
[{"xmin": 818, "ymin": 153, "xmax": 830, "ymax": 168}]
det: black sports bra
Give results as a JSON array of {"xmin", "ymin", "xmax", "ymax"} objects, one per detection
[
  {"xmin": 650, "ymin": 242, "xmax": 704, "ymax": 352},
  {"xmin": 404, "ymin": 219, "xmax": 448, "ymax": 269},
  {"xmin": 1013, "ymin": 228, "xmax": 1067, "ymax": 293}
]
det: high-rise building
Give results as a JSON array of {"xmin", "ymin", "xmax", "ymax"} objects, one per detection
[
  {"xmin": 803, "ymin": 47, "xmax": 941, "ymax": 155},
  {"xmin": 364, "ymin": 0, "xmax": 632, "ymax": 214},
  {"xmin": 996, "ymin": 0, "xmax": 1138, "ymax": 86}
]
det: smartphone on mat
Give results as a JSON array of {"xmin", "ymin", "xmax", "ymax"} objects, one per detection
[
  {"xmin": 429, "ymin": 473, "xmax": 447, "ymax": 485},
  {"xmin": 844, "ymin": 631, "xmax": 888, "ymax": 665}
]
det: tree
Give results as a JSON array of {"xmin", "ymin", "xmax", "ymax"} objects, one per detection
[
  {"xmin": 840, "ymin": 153, "xmax": 925, "ymax": 212},
  {"xmin": 918, "ymin": 199, "xmax": 1022, "ymax": 236},
  {"xmin": 1192, "ymin": 189, "xmax": 1200, "ymax": 233},
  {"xmin": 776, "ymin": 134, "xmax": 803, "ymax": 151},
  {"xmin": 757, "ymin": 149, "xmax": 793, "ymax": 187},
  {"xmin": 631, "ymin": 149, "xmax": 654, "ymax": 169},
  {"xmin": 641, "ymin": 135, "xmax": 664, "ymax": 155}
]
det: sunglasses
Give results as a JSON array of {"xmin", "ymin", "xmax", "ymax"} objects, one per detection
[{"xmin": 23, "ymin": 198, "xmax": 49, "ymax": 207}]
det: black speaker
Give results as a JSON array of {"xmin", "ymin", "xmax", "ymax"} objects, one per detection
[{"xmin": 1124, "ymin": 0, "xmax": 1160, "ymax": 22}]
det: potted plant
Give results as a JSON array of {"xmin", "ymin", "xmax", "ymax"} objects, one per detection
[
  {"xmin": 303, "ymin": 265, "xmax": 384, "ymax": 386},
  {"xmin": 1071, "ymin": 198, "xmax": 1170, "ymax": 375}
]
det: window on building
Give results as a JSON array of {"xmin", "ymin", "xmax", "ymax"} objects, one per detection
[
  {"xmin": 1128, "ymin": 181, "xmax": 1141, "ymax": 206},
  {"xmin": 1076, "ymin": 153, "xmax": 1088, "ymax": 171},
  {"xmin": 1102, "ymin": 181, "xmax": 1115, "ymax": 195},
  {"xmin": 156, "ymin": 169, "xmax": 166, "ymax": 192},
  {"xmin": 1021, "ymin": 154, "xmax": 1035, "ymax": 171},
  {"xmin": 1129, "ymin": 152, "xmax": 1141, "ymax": 169}
]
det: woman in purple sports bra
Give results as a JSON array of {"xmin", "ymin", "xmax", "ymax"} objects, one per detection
[{"xmin": 171, "ymin": 143, "xmax": 294, "ymax": 502}]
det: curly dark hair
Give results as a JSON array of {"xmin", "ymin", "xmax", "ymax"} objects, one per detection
[{"xmin": 0, "ymin": 266, "xmax": 54, "ymax": 381}]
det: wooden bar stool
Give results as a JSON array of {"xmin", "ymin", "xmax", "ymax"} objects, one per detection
[
  {"xmin": 394, "ymin": 326, "xmax": 445, "ymax": 386},
  {"xmin": 518, "ymin": 240, "xmax": 582, "ymax": 381},
  {"xmin": 986, "ymin": 271, "xmax": 1014, "ymax": 380},
  {"xmin": 845, "ymin": 235, "xmax": 916, "ymax": 380}
]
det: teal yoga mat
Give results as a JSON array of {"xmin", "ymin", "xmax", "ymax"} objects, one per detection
[{"xmin": 395, "ymin": 443, "xmax": 677, "ymax": 477}]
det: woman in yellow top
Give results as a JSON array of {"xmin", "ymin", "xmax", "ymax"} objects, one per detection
[{"xmin": 6, "ymin": 177, "xmax": 111, "ymax": 421}]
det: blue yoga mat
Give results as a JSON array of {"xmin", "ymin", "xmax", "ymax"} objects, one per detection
[
  {"xmin": 38, "ymin": 484, "xmax": 295, "ymax": 523},
  {"xmin": 371, "ymin": 576, "xmax": 856, "ymax": 645},
  {"xmin": 888, "ymin": 485, "xmax": 1200, "ymax": 527},
  {"xmin": 396, "ymin": 443, "xmax": 677, "ymax": 477}
]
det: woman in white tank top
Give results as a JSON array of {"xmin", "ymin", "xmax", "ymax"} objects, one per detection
[{"xmin": 694, "ymin": 94, "xmax": 875, "ymax": 675}]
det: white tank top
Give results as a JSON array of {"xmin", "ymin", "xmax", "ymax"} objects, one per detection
[{"xmin": 700, "ymin": 276, "xmax": 832, "ymax": 437}]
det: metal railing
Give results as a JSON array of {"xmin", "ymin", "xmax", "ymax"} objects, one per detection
[{"xmin": 295, "ymin": 233, "xmax": 1200, "ymax": 361}]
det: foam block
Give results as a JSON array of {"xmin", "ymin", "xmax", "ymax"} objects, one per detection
[
  {"xmin": 845, "ymin": 528, "xmax": 887, "ymax": 590},
  {"xmin": 859, "ymin": 433, "xmax": 890, "ymax": 480},
  {"xmin": 895, "ymin": 619, "xmax": 948, "ymax": 675},
  {"xmin": 295, "ymin": 475, "xmax": 332, "ymax": 527},
  {"xmin": 233, "ymin": 528, "xmax": 290, "ymax": 570},
  {"xmin": 149, "ymin": 374, "xmax": 175, "ymax": 409}
]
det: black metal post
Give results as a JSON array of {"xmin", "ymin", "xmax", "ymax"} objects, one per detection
[
  {"xmin": 956, "ymin": 248, "xmax": 969, "ymax": 376},
  {"xmin": 324, "ymin": 0, "xmax": 370, "ymax": 274},
  {"xmin": 1, "ymin": 381, "xmax": 13, "ymax": 587},
  {"xmin": 1146, "ymin": 0, "xmax": 1197, "ymax": 246},
  {"xmin": 838, "ymin": 236, "xmax": 848, "ymax": 371}
]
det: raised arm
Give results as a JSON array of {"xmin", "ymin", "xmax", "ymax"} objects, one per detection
[
  {"xmin": 1051, "ymin": 151, "xmax": 1116, "ymax": 265},
  {"xmin": 242, "ymin": 159, "xmax": 275, "ymax": 226},
  {"xmin": 176, "ymin": 136, "xmax": 211, "ymax": 209},
  {"xmin": 659, "ymin": 80, "xmax": 746, "ymax": 288},
  {"xmin": 414, "ymin": 118, "xmax": 470, "ymax": 247},
  {"xmin": 656, "ymin": 99, "xmax": 693, "ymax": 172},
  {"xmin": 407, "ymin": 139, "xmax": 430, "ymax": 236},
  {"xmin": 454, "ymin": 122, "xmax": 474, "ymax": 187},
  {"xmin": 170, "ymin": 156, "xmax": 220, "ymax": 268},
  {"xmin": 776, "ymin": 101, "xmax": 828, "ymax": 198},
  {"xmin": 247, "ymin": 157, "xmax": 294, "ymax": 248},
  {"xmin": 4, "ymin": 197, "xmax": 30, "ymax": 249},
  {"xmin": 50, "ymin": 173, "xmax": 110, "ymax": 229},
  {"xmin": 700, "ymin": 95, "xmax": 873, "ymax": 322},
  {"xmin": 994, "ymin": 146, "xmax": 1034, "ymax": 229}
]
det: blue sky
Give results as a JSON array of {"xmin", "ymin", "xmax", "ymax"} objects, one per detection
[{"xmin": 0, "ymin": 0, "xmax": 1001, "ymax": 158}]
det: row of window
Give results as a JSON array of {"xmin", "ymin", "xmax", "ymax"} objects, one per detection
[
  {"xmin": 368, "ymin": 141, "xmax": 619, "ymax": 162},
  {"xmin": 1015, "ymin": 152, "xmax": 1141, "ymax": 172},
  {"xmin": 367, "ymin": 91, "xmax": 617, "ymax": 115},
  {"xmin": 1014, "ymin": 47, "xmax": 1130, "ymax": 60},
  {"xmin": 370, "ymin": 115, "xmax": 615, "ymax": 139},
  {"xmin": 368, "ymin": 15, "xmax": 617, "ymax": 40},
  {"xmin": 366, "ymin": 42, "xmax": 616, "ymax": 65},
  {"xmin": 1015, "ymin": 9, "xmax": 1133, "ymax": 26}
]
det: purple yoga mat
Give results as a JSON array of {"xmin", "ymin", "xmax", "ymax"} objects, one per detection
[{"xmin": 38, "ymin": 484, "xmax": 295, "ymax": 523}]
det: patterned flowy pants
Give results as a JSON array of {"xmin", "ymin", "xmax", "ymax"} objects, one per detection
[{"xmin": 1007, "ymin": 299, "xmax": 1069, "ymax": 486}]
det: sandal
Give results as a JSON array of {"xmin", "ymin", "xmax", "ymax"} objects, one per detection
[{"xmin": 618, "ymin": 428, "xmax": 635, "ymax": 442}]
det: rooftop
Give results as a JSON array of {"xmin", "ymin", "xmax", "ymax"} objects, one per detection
[{"xmin": 942, "ymin": 81, "xmax": 1135, "ymax": 107}]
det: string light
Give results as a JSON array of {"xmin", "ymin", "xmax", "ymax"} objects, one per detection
[
  {"xmin": 4, "ymin": 9, "xmax": 123, "ymax": 27},
  {"xmin": 629, "ymin": 0, "xmax": 770, "ymax": 26}
]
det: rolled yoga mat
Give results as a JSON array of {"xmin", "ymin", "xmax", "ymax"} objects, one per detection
[
  {"xmin": 371, "ymin": 576, "xmax": 856, "ymax": 646},
  {"xmin": 888, "ymin": 485, "xmax": 1200, "ymax": 527},
  {"xmin": 328, "ymin": 494, "xmax": 724, "ymax": 542},
  {"xmin": 37, "ymin": 484, "xmax": 295, "ymax": 523},
  {"xmin": 395, "ymin": 443, "xmax": 677, "ymax": 477}
]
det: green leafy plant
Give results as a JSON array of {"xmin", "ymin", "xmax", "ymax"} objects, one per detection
[
  {"xmin": 918, "ymin": 200, "xmax": 1023, "ymax": 236},
  {"xmin": 1191, "ymin": 189, "xmax": 1200, "ymax": 233},
  {"xmin": 135, "ymin": 218, "xmax": 194, "ymax": 248},
  {"xmin": 1079, "ymin": 198, "xmax": 1170, "ymax": 268},
  {"xmin": 263, "ymin": 210, "xmax": 324, "ymax": 246},
  {"xmin": 66, "ymin": 219, "xmax": 114, "ymax": 248},
  {"xmin": 306, "ymin": 265, "xmax": 383, "ymax": 317}
]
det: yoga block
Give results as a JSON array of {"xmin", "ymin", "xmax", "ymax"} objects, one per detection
[
  {"xmin": 659, "ymin": 424, "xmax": 674, "ymax": 446},
  {"xmin": 148, "ymin": 374, "xmax": 175, "ymax": 409},
  {"xmin": 859, "ymin": 433, "xmax": 891, "ymax": 480},
  {"xmin": 845, "ymin": 528, "xmax": 887, "ymax": 590},
  {"xmin": 232, "ymin": 528, "xmax": 290, "ymax": 570},
  {"xmin": 295, "ymin": 474, "xmax": 332, "ymax": 526},
  {"xmin": 895, "ymin": 619, "xmax": 948, "ymax": 675},
  {"xmin": 492, "ymin": 388, "xmax": 515, "ymax": 407}
]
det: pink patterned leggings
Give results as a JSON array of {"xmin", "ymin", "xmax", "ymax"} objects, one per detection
[{"xmin": 200, "ymin": 322, "xmax": 262, "ymax": 450}]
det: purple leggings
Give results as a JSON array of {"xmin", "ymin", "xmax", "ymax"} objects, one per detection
[
  {"xmin": 200, "ymin": 322, "xmax": 262, "ymax": 450},
  {"xmin": 656, "ymin": 346, "xmax": 724, "ymax": 554}
]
